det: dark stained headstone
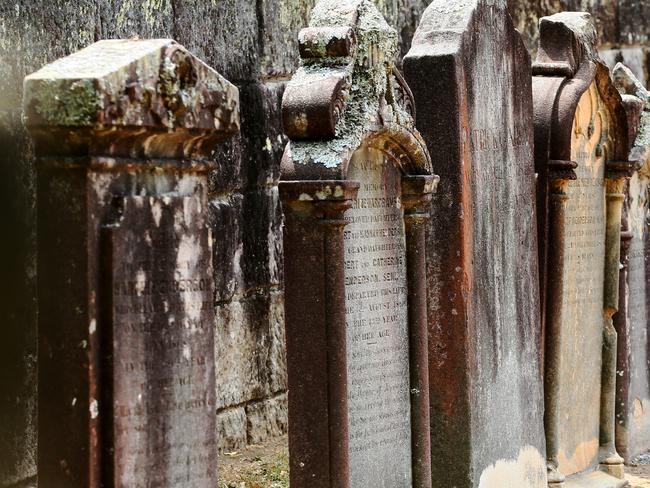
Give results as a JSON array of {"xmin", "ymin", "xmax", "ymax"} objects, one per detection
[
  {"xmin": 403, "ymin": 1, "xmax": 546, "ymax": 486},
  {"xmin": 23, "ymin": 39, "xmax": 239, "ymax": 487},
  {"xmin": 612, "ymin": 63, "xmax": 650, "ymax": 462},
  {"xmin": 532, "ymin": 12, "xmax": 633, "ymax": 487},
  {"xmin": 280, "ymin": 1, "xmax": 437, "ymax": 487},
  {"xmin": 104, "ymin": 196, "xmax": 216, "ymax": 487}
]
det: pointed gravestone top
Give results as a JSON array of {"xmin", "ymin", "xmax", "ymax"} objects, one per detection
[
  {"xmin": 281, "ymin": 0, "xmax": 430, "ymax": 179},
  {"xmin": 23, "ymin": 39, "xmax": 239, "ymax": 134}
]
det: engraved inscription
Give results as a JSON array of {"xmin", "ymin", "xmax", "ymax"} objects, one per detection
[
  {"xmin": 105, "ymin": 196, "xmax": 217, "ymax": 488},
  {"xmin": 343, "ymin": 147, "xmax": 411, "ymax": 486},
  {"xmin": 557, "ymin": 83, "xmax": 610, "ymax": 475}
]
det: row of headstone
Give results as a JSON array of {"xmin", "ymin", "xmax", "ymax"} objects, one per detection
[{"xmin": 20, "ymin": 1, "xmax": 650, "ymax": 488}]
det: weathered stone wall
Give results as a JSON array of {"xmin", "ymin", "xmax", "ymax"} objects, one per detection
[{"xmin": 1, "ymin": 0, "xmax": 649, "ymax": 486}]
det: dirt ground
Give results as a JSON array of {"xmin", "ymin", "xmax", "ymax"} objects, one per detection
[
  {"xmin": 218, "ymin": 435, "xmax": 650, "ymax": 487},
  {"xmin": 218, "ymin": 435, "xmax": 289, "ymax": 488},
  {"xmin": 628, "ymin": 464, "xmax": 650, "ymax": 487}
]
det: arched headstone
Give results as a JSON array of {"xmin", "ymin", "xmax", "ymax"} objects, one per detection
[
  {"xmin": 280, "ymin": 1, "xmax": 437, "ymax": 487},
  {"xmin": 23, "ymin": 39, "xmax": 240, "ymax": 487},
  {"xmin": 532, "ymin": 12, "xmax": 633, "ymax": 487},
  {"xmin": 404, "ymin": 1, "xmax": 546, "ymax": 486},
  {"xmin": 612, "ymin": 63, "xmax": 650, "ymax": 462}
]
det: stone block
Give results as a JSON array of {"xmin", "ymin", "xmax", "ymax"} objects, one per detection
[
  {"xmin": 215, "ymin": 290, "xmax": 286, "ymax": 409},
  {"xmin": 210, "ymin": 187, "xmax": 283, "ymax": 303},
  {"xmin": 217, "ymin": 407, "xmax": 248, "ymax": 452},
  {"xmin": 246, "ymin": 394, "xmax": 289, "ymax": 444}
]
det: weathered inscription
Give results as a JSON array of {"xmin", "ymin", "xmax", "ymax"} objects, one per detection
[
  {"xmin": 343, "ymin": 148, "xmax": 412, "ymax": 486},
  {"xmin": 104, "ymin": 195, "xmax": 217, "ymax": 488},
  {"xmin": 627, "ymin": 171, "xmax": 650, "ymax": 451},
  {"xmin": 557, "ymin": 84, "xmax": 609, "ymax": 475}
]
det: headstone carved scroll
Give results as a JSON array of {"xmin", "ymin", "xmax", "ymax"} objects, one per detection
[
  {"xmin": 532, "ymin": 13, "xmax": 633, "ymax": 487},
  {"xmin": 280, "ymin": 1, "xmax": 437, "ymax": 487},
  {"xmin": 23, "ymin": 39, "xmax": 239, "ymax": 487}
]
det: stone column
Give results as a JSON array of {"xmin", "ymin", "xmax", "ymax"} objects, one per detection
[
  {"xmin": 600, "ymin": 162, "xmax": 636, "ymax": 477},
  {"xmin": 279, "ymin": 180, "xmax": 359, "ymax": 488},
  {"xmin": 614, "ymin": 221, "xmax": 633, "ymax": 461},
  {"xmin": 402, "ymin": 175, "xmax": 438, "ymax": 488},
  {"xmin": 23, "ymin": 39, "xmax": 239, "ymax": 488},
  {"xmin": 543, "ymin": 162, "xmax": 576, "ymax": 487}
]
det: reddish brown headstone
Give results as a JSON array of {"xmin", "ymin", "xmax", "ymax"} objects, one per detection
[
  {"xmin": 280, "ymin": 1, "xmax": 437, "ymax": 487},
  {"xmin": 612, "ymin": 63, "xmax": 650, "ymax": 462},
  {"xmin": 404, "ymin": 1, "xmax": 546, "ymax": 486},
  {"xmin": 23, "ymin": 39, "xmax": 239, "ymax": 487},
  {"xmin": 532, "ymin": 13, "xmax": 633, "ymax": 487}
]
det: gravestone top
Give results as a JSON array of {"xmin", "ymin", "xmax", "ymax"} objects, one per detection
[
  {"xmin": 23, "ymin": 39, "xmax": 239, "ymax": 134},
  {"xmin": 532, "ymin": 12, "xmax": 629, "ymax": 173},
  {"xmin": 533, "ymin": 12, "xmax": 598, "ymax": 76},
  {"xmin": 281, "ymin": 0, "xmax": 431, "ymax": 180},
  {"xmin": 614, "ymin": 63, "xmax": 650, "ymax": 164}
]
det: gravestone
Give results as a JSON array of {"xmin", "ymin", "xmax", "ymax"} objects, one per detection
[
  {"xmin": 532, "ymin": 13, "xmax": 633, "ymax": 487},
  {"xmin": 23, "ymin": 39, "xmax": 239, "ymax": 487},
  {"xmin": 612, "ymin": 63, "xmax": 650, "ymax": 462},
  {"xmin": 403, "ymin": 1, "xmax": 546, "ymax": 486},
  {"xmin": 600, "ymin": 48, "xmax": 649, "ymax": 88},
  {"xmin": 280, "ymin": 1, "xmax": 437, "ymax": 487}
]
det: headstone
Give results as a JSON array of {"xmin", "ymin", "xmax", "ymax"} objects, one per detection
[
  {"xmin": 532, "ymin": 13, "xmax": 633, "ymax": 487},
  {"xmin": 612, "ymin": 63, "xmax": 650, "ymax": 462},
  {"xmin": 600, "ymin": 47, "xmax": 649, "ymax": 88},
  {"xmin": 403, "ymin": 1, "xmax": 546, "ymax": 486},
  {"xmin": 23, "ymin": 39, "xmax": 239, "ymax": 487},
  {"xmin": 280, "ymin": 1, "xmax": 437, "ymax": 487}
]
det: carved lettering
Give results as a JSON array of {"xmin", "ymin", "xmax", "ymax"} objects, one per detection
[{"xmin": 343, "ymin": 148, "xmax": 412, "ymax": 486}]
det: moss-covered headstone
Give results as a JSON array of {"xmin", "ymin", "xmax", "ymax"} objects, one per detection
[
  {"xmin": 23, "ymin": 39, "xmax": 239, "ymax": 487},
  {"xmin": 280, "ymin": 1, "xmax": 437, "ymax": 486}
]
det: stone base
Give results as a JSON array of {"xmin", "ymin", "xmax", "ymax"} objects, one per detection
[
  {"xmin": 599, "ymin": 462, "xmax": 625, "ymax": 480},
  {"xmin": 560, "ymin": 470, "xmax": 629, "ymax": 488}
]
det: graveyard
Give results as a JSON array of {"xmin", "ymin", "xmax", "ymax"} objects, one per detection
[{"xmin": 3, "ymin": 0, "xmax": 650, "ymax": 487}]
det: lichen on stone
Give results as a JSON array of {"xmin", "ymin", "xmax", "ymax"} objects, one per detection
[
  {"xmin": 285, "ymin": 0, "xmax": 422, "ymax": 173},
  {"xmin": 28, "ymin": 78, "xmax": 101, "ymax": 126}
]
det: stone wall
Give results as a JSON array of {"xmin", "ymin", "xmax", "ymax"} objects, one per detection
[{"xmin": 1, "ymin": 0, "xmax": 649, "ymax": 486}]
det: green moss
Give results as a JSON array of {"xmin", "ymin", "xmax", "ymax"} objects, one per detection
[{"xmin": 31, "ymin": 79, "xmax": 100, "ymax": 126}]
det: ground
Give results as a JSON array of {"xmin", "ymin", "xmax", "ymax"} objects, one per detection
[
  {"xmin": 217, "ymin": 435, "xmax": 650, "ymax": 487},
  {"xmin": 218, "ymin": 435, "xmax": 289, "ymax": 488}
]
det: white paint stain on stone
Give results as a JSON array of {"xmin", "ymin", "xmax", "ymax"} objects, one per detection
[
  {"xmin": 71, "ymin": 397, "xmax": 77, "ymax": 407},
  {"xmin": 478, "ymin": 445, "xmax": 546, "ymax": 488},
  {"xmin": 89, "ymin": 399, "xmax": 98, "ymax": 419},
  {"xmin": 151, "ymin": 199, "xmax": 163, "ymax": 227},
  {"xmin": 89, "ymin": 319, "xmax": 96, "ymax": 335},
  {"xmin": 135, "ymin": 269, "xmax": 147, "ymax": 296}
]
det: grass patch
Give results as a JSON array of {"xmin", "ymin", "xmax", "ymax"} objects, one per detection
[{"xmin": 218, "ymin": 450, "xmax": 289, "ymax": 488}]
